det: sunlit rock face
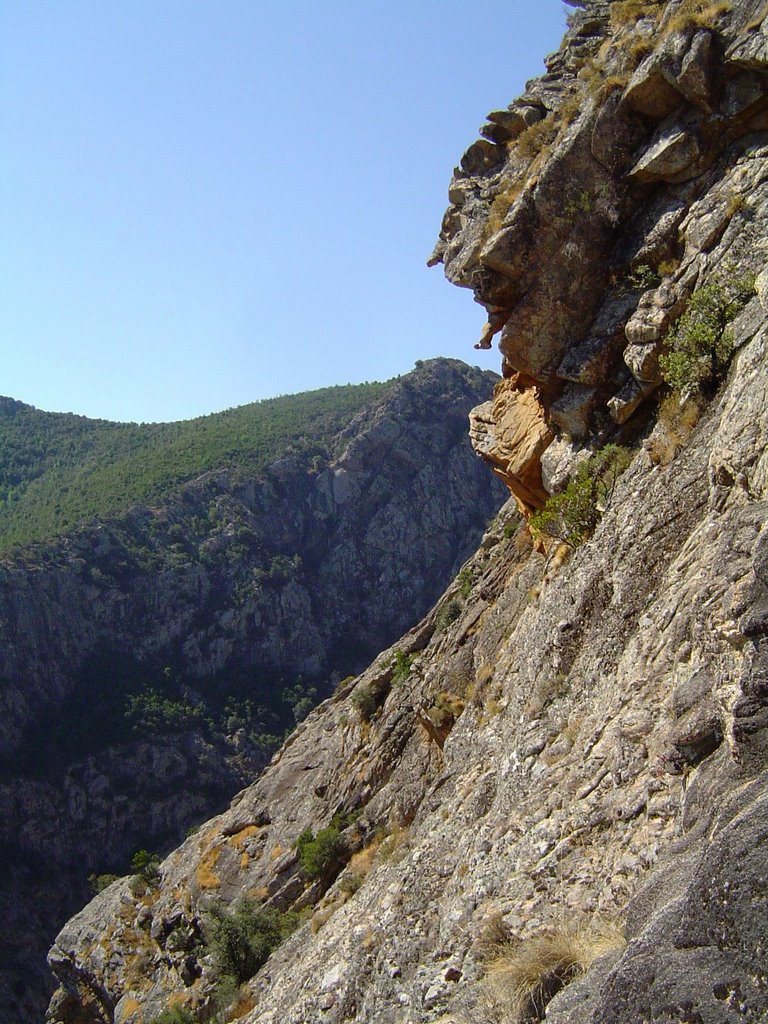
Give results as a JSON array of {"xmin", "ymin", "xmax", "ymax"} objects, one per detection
[
  {"xmin": 43, "ymin": 4, "xmax": 768, "ymax": 1024},
  {"xmin": 432, "ymin": 0, "xmax": 768, "ymax": 512}
]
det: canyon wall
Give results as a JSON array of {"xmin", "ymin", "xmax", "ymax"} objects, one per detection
[{"xmin": 0, "ymin": 359, "xmax": 505, "ymax": 1023}]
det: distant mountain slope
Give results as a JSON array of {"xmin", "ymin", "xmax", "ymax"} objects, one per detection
[
  {"xmin": 0, "ymin": 357, "xmax": 506, "ymax": 1023},
  {"xmin": 0, "ymin": 382, "xmax": 389, "ymax": 551}
]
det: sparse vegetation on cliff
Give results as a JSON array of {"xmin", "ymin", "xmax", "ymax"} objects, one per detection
[
  {"xmin": 150, "ymin": 1008, "xmax": 196, "ymax": 1024},
  {"xmin": 205, "ymin": 899, "xmax": 299, "ymax": 985},
  {"xmin": 131, "ymin": 849, "xmax": 161, "ymax": 886},
  {"xmin": 611, "ymin": 0, "xmax": 666, "ymax": 29},
  {"xmin": 530, "ymin": 445, "xmax": 633, "ymax": 548},
  {"xmin": 296, "ymin": 824, "xmax": 349, "ymax": 881},
  {"xmin": 351, "ymin": 683, "xmax": 378, "ymax": 720},
  {"xmin": 664, "ymin": 0, "xmax": 733, "ymax": 33},
  {"xmin": 434, "ymin": 597, "xmax": 463, "ymax": 632},
  {"xmin": 391, "ymin": 649, "xmax": 414, "ymax": 681},
  {"xmin": 659, "ymin": 274, "xmax": 754, "ymax": 395}
]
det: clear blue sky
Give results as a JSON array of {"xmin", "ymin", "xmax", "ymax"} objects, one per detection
[{"xmin": 2, "ymin": 2, "xmax": 568, "ymax": 423}]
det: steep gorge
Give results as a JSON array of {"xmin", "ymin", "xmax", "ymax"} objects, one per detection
[
  {"xmin": 45, "ymin": 2, "xmax": 768, "ymax": 1023},
  {"xmin": 0, "ymin": 360, "xmax": 505, "ymax": 1024}
]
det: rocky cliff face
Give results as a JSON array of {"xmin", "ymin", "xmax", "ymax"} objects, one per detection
[
  {"xmin": 432, "ymin": 0, "xmax": 768, "ymax": 513},
  {"xmin": 0, "ymin": 358, "xmax": 505, "ymax": 1024},
  {"xmin": 45, "ymin": 3, "xmax": 768, "ymax": 1024}
]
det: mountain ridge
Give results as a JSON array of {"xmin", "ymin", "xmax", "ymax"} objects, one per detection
[{"xmin": 0, "ymin": 378, "xmax": 396, "ymax": 552}]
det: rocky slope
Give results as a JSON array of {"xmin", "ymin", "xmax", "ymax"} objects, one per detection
[
  {"xmin": 0, "ymin": 358, "xmax": 505, "ymax": 1024},
  {"xmin": 45, "ymin": 2, "xmax": 768, "ymax": 1023}
]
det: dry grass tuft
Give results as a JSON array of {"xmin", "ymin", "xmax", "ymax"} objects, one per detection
[
  {"xmin": 557, "ymin": 91, "xmax": 583, "ymax": 128},
  {"xmin": 476, "ymin": 911, "xmax": 513, "ymax": 961},
  {"xmin": 514, "ymin": 524, "xmax": 533, "ymax": 554},
  {"xmin": 626, "ymin": 36, "xmax": 655, "ymax": 67},
  {"xmin": 427, "ymin": 691, "xmax": 466, "ymax": 730},
  {"xmin": 524, "ymin": 673, "xmax": 569, "ymax": 721},
  {"xmin": 348, "ymin": 837, "xmax": 381, "ymax": 877},
  {"xmin": 725, "ymin": 191, "xmax": 746, "ymax": 217},
  {"xmin": 560, "ymin": 69, "xmax": 620, "ymax": 117},
  {"xmin": 378, "ymin": 823, "xmax": 410, "ymax": 862},
  {"xmin": 664, "ymin": 0, "xmax": 732, "ymax": 34},
  {"xmin": 310, "ymin": 906, "xmax": 336, "ymax": 934},
  {"xmin": 514, "ymin": 118, "xmax": 559, "ymax": 163},
  {"xmin": 476, "ymin": 663, "xmax": 495, "ymax": 687},
  {"xmin": 225, "ymin": 991, "xmax": 257, "ymax": 1021},
  {"xmin": 657, "ymin": 256, "xmax": 682, "ymax": 278},
  {"xmin": 196, "ymin": 845, "xmax": 222, "ymax": 890},
  {"xmin": 610, "ymin": 0, "xmax": 665, "ymax": 29},
  {"xmin": 480, "ymin": 919, "xmax": 625, "ymax": 1022},
  {"xmin": 487, "ymin": 182, "xmax": 524, "ymax": 237},
  {"xmin": 337, "ymin": 835, "xmax": 383, "ymax": 894},
  {"xmin": 647, "ymin": 393, "xmax": 703, "ymax": 465}
]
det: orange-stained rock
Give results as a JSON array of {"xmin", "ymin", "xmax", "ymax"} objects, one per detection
[{"xmin": 469, "ymin": 375, "xmax": 554, "ymax": 514}]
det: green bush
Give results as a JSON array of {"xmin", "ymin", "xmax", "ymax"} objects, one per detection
[
  {"xmin": 205, "ymin": 899, "xmax": 296, "ymax": 984},
  {"xmin": 131, "ymin": 849, "xmax": 161, "ymax": 885},
  {"xmin": 351, "ymin": 684, "xmax": 378, "ymax": 721},
  {"xmin": 457, "ymin": 566, "xmax": 475, "ymax": 598},
  {"xmin": 531, "ymin": 476, "xmax": 600, "ymax": 547},
  {"xmin": 329, "ymin": 809, "xmax": 359, "ymax": 831},
  {"xmin": 660, "ymin": 274, "xmax": 754, "ymax": 395},
  {"xmin": 435, "ymin": 598, "xmax": 463, "ymax": 633},
  {"xmin": 530, "ymin": 445, "xmax": 633, "ymax": 547},
  {"xmin": 622, "ymin": 263, "xmax": 658, "ymax": 291},
  {"xmin": 296, "ymin": 825, "xmax": 348, "ymax": 880},
  {"xmin": 125, "ymin": 689, "xmax": 204, "ymax": 735},
  {"xmin": 391, "ymin": 649, "xmax": 413, "ymax": 682},
  {"xmin": 88, "ymin": 872, "xmax": 120, "ymax": 894}
]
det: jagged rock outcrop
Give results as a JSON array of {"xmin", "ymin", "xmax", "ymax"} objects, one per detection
[
  {"xmin": 44, "ymin": 3, "xmax": 768, "ymax": 1024},
  {"xmin": 0, "ymin": 359, "xmax": 506, "ymax": 1024},
  {"xmin": 431, "ymin": 0, "xmax": 768, "ymax": 512}
]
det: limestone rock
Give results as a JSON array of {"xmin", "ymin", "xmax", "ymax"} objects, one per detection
[
  {"xmin": 549, "ymin": 382, "xmax": 597, "ymax": 439},
  {"xmin": 676, "ymin": 30, "xmax": 715, "ymax": 110},
  {"xmin": 726, "ymin": 14, "xmax": 768, "ymax": 69},
  {"xmin": 540, "ymin": 435, "xmax": 592, "ymax": 495},
  {"xmin": 459, "ymin": 139, "xmax": 506, "ymax": 177},
  {"xmin": 46, "ymin": 313, "xmax": 768, "ymax": 1024},
  {"xmin": 607, "ymin": 377, "xmax": 652, "ymax": 424},
  {"xmin": 479, "ymin": 107, "xmax": 538, "ymax": 144},
  {"xmin": 620, "ymin": 53, "xmax": 685, "ymax": 119},
  {"xmin": 623, "ymin": 340, "xmax": 663, "ymax": 386}
]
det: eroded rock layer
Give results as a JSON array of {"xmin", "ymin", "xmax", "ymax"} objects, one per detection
[{"xmin": 46, "ymin": 3, "xmax": 768, "ymax": 1024}]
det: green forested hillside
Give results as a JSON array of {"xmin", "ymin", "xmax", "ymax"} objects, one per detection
[{"xmin": 0, "ymin": 383, "xmax": 389, "ymax": 552}]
